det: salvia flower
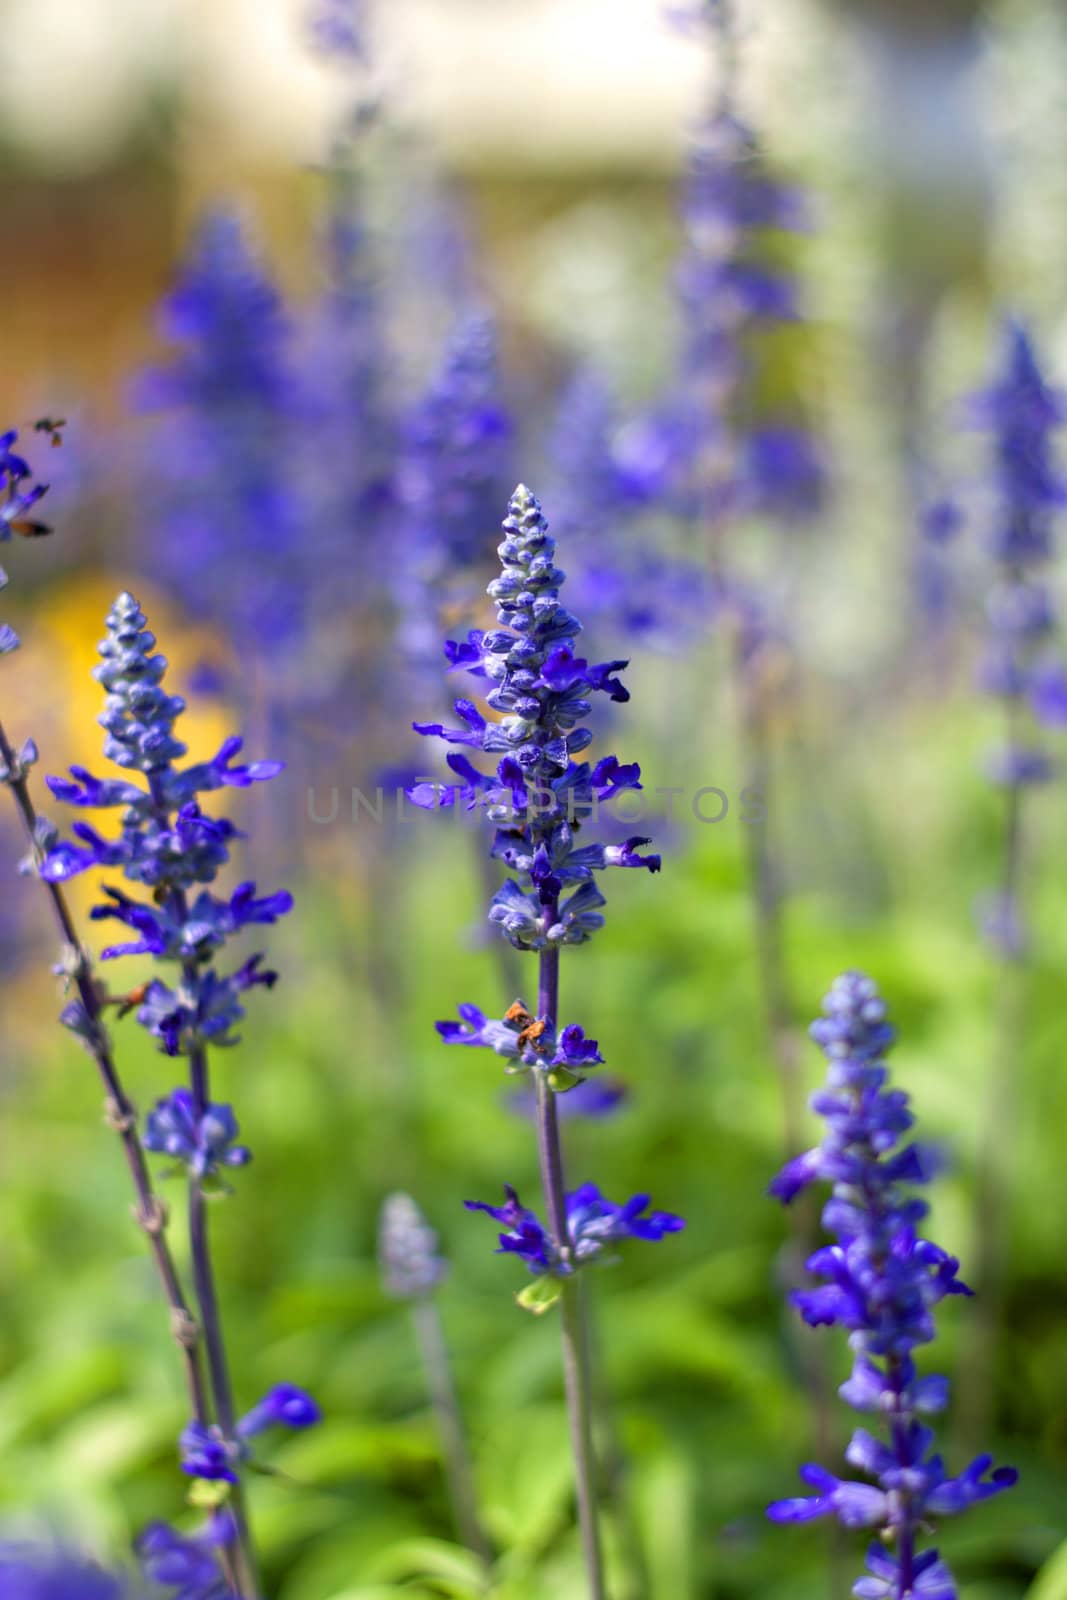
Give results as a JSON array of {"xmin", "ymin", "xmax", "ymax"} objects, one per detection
[
  {"xmin": 393, "ymin": 309, "xmax": 514, "ymax": 698},
  {"xmin": 143, "ymin": 1088, "xmax": 252, "ymax": 1181},
  {"xmin": 767, "ymin": 972, "xmax": 1017, "ymax": 1595},
  {"xmin": 41, "ymin": 593, "xmax": 291, "ymax": 1058},
  {"xmin": 0, "ymin": 428, "xmax": 51, "ymax": 655},
  {"xmin": 436, "ymin": 1000, "xmax": 604, "ymax": 1087},
  {"xmin": 664, "ymin": 95, "xmax": 810, "ymax": 530},
  {"xmin": 309, "ymin": 0, "xmax": 364, "ymax": 58},
  {"xmin": 180, "ymin": 1385, "xmax": 321, "ymax": 1481},
  {"xmin": 135, "ymin": 212, "xmax": 315, "ymax": 730},
  {"xmin": 137, "ymin": 1513, "xmax": 238, "ymax": 1600},
  {"xmin": 413, "ymin": 485, "xmax": 656, "ymax": 959},
  {"xmin": 397, "ymin": 310, "xmax": 513, "ymax": 579},
  {"xmin": 965, "ymin": 322, "xmax": 1067, "ymax": 953},
  {"xmin": 378, "ymin": 1192, "xmax": 448, "ymax": 1300},
  {"xmin": 545, "ymin": 366, "xmax": 712, "ymax": 650},
  {"xmin": 971, "ymin": 324, "xmax": 1066, "ymax": 756},
  {"xmin": 0, "ymin": 1544, "xmax": 142, "ymax": 1600},
  {"xmin": 466, "ymin": 1183, "xmax": 685, "ymax": 1281}
]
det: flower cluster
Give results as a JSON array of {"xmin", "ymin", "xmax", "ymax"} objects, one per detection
[
  {"xmin": 144, "ymin": 1089, "xmax": 252, "ymax": 1183},
  {"xmin": 180, "ymin": 1384, "xmax": 321, "ymax": 1483},
  {"xmin": 137, "ymin": 1513, "xmax": 238, "ymax": 1600},
  {"xmin": 135, "ymin": 213, "xmax": 309, "ymax": 701},
  {"xmin": 41, "ymin": 592, "xmax": 291, "ymax": 1058},
  {"xmin": 397, "ymin": 311, "xmax": 513, "ymax": 579},
  {"xmin": 436, "ymin": 1000, "xmax": 604, "ymax": 1089},
  {"xmin": 466, "ymin": 1184, "xmax": 684, "ymax": 1281},
  {"xmin": 0, "ymin": 428, "xmax": 51, "ymax": 656},
  {"xmin": 309, "ymin": 0, "xmax": 364, "ymax": 59},
  {"xmin": 0, "ymin": 1543, "xmax": 141, "ymax": 1600},
  {"xmin": 767, "ymin": 972, "xmax": 1017, "ymax": 1597},
  {"xmin": 971, "ymin": 323, "xmax": 1067, "ymax": 788},
  {"xmin": 416, "ymin": 483, "xmax": 682, "ymax": 1332},
  {"xmin": 666, "ymin": 88, "xmax": 819, "ymax": 528},
  {"xmin": 393, "ymin": 310, "xmax": 514, "ymax": 697},
  {"xmin": 413, "ymin": 485, "xmax": 659, "ymax": 968},
  {"xmin": 545, "ymin": 366, "xmax": 712, "ymax": 651},
  {"xmin": 378, "ymin": 1192, "xmax": 448, "ymax": 1300}
]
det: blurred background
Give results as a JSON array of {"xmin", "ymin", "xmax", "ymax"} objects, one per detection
[{"xmin": 2, "ymin": 0, "xmax": 1067, "ymax": 1596}]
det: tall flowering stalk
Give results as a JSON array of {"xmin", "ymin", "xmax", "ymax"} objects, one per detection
[
  {"xmin": 38, "ymin": 593, "xmax": 320, "ymax": 1596},
  {"xmin": 413, "ymin": 484, "xmax": 683, "ymax": 1598},
  {"xmin": 960, "ymin": 322, "xmax": 1067, "ymax": 1437},
  {"xmin": 768, "ymin": 973, "xmax": 1017, "ymax": 1598},
  {"xmin": 970, "ymin": 321, "xmax": 1066, "ymax": 952},
  {"xmin": 379, "ymin": 1194, "xmax": 492, "ymax": 1563},
  {"xmin": 666, "ymin": 0, "xmax": 822, "ymax": 1170},
  {"xmin": 0, "ymin": 1543, "xmax": 146, "ymax": 1599},
  {"xmin": 395, "ymin": 310, "xmax": 513, "ymax": 689},
  {"xmin": 135, "ymin": 214, "xmax": 310, "ymax": 759},
  {"xmin": 545, "ymin": 366, "xmax": 710, "ymax": 654},
  {"xmin": 0, "ymin": 437, "xmax": 223, "ymax": 1576}
]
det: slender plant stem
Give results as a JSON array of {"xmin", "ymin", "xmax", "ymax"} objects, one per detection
[
  {"xmin": 733, "ymin": 670, "xmax": 845, "ymax": 1595},
  {"xmin": 185, "ymin": 1023, "xmax": 260, "ymax": 1600},
  {"xmin": 534, "ymin": 923, "xmax": 607, "ymax": 1600},
  {"xmin": 411, "ymin": 1295, "xmax": 493, "ymax": 1565},
  {"xmin": 888, "ymin": 1357, "xmax": 916, "ymax": 1598},
  {"xmin": 960, "ymin": 700, "xmax": 1027, "ymax": 1449},
  {"xmin": 584, "ymin": 1292, "xmax": 650, "ymax": 1600},
  {"xmin": 734, "ymin": 658, "xmax": 804, "ymax": 1157},
  {"xmin": 0, "ymin": 718, "xmax": 209, "ymax": 1420}
]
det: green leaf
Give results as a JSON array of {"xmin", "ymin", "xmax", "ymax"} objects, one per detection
[
  {"xmin": 365, "ymin": 1536, "xmax": 490, "ymax": 1594},
  {"xmin": 1026, "ymin": 1539, "xmax": 1067, "ymax": 1600},
  {"xmin": 188, "ymin": 1478, "xmax": 231, "ymax": 1509},
  {"xmin": 516, "ymin": 1278, "xmax": 562, "ymax": 1316}
]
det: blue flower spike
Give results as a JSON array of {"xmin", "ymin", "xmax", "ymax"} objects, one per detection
[{"xmin": 767, "ymin": 973, "xmax": 1017, "ymax": 1596}]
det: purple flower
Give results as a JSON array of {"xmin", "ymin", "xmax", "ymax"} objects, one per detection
[
  {"xmin": 966, "ymin": 324, "xmax": 1067, "ymax": 948},
  {"xmin": 743, "ymin": 424, "xmax": 827, "ymax": 523},
  {"xmin": 466, "ymin": 1182, "xmax": 684, "ymax": 1278},
  {"xmin": 0, "ymin": 429, "xmax": 52, "ymax": 655},
  {"xmin": 137, "ymin": 1512, "xmax": 237, "ymax": 1600},
  {"xmin": 308, "ymin": 0, "xmax": 364, "ymax": 58},
  {"xmin": 378, "ymin": 1192, "xmax": 448, "ymax": 1299},
  {"xmin": 0, "ymin": 1544, "xmax": 142, "ymax": 1600},
  {"xmin": 143, "ymin": 1088, "xmax": 252, "ymax": 1180},
  {"xmin": 767, "ymin": 1463, "xmax": 888, "ymax": 1528},
  {"xmin": 853, "ymin": 1545, "xmax": 956, "ymax": 1600},
  {"xmin": 436, "ymin": 1000, "xmax": 605, "ymax": 1079},
  {"xmin": 235, "ymin": 1384, "xmax": 322, "ymax": 1439},
  {"xmin": 180, "ymin": 1421, "xmax": 236, "ymax": 1483},
  {"xmin": 181, "ymin": 1384, "xmax": 320, "ymax": 1481},
  {"xmin": 41, "ymin": 594, "xmax": 290, "ymax": 1057},
  {"xmin": 414, "ymin": 486, "xmax": 658, "ymax": 955},
  {"xmin": 766, "ymin": 973, "xmax": 1016, "ymax": 1590}
]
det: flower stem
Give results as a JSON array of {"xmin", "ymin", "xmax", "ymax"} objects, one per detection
[
  {"xmin": 411, "ymin": 1295, "xmax": 493, "ymax": 1565},
  {"xmin": 734, "ymin": 665, "xmax": 845, "ymax": 1597},
  {"xmin": 960, "ymin": 721, "xmax": 1027, "ymax": 1449},
  {"xmin": 734, "ymin": 658, "xmax": 803, "ymax": 1157},
  {"xmin": 535, "ymin": 929, "xmax": 607, "ymax": 1600},
  {"xmin": 186, "ymin": 1029, "xmax": 261, "ymax": 1600},
  {"xmin": 0, "ymin": 717, "xmax": 209, "ymax": 1421}
]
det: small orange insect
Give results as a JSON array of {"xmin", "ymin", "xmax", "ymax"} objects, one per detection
[
  {"xmin": 105, "ymin": 983, "xmax": 151, "ymax": 1020},
  {"xmin": 33, "ymin": 417, "xmax": 67, "ymax": 448}
]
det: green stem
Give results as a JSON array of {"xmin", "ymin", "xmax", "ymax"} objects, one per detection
[
  {"xmin": 412, "ymin": 1295, "xmax": 493, "ymax": 1565},
  {"xmin": 184, "ymin": 1027, "xmax": 260, "ymax": 1600},
  {"xmin": 534, "ymin": 926, "xmax": 607, "ymax": 1600}
]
